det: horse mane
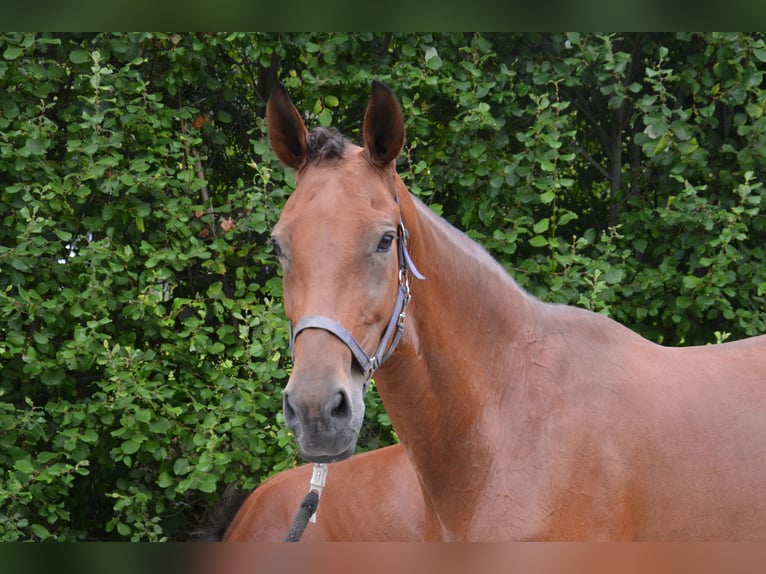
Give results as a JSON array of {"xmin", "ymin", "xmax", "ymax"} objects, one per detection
[
  {"xmin": 305, "ymin": 127, "xmax": 348, "ymax": 165},
  {"xmin": 186, "ymin": 482, "xmax": 248, "ymax": 541}
]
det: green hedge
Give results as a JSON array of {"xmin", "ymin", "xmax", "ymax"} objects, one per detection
[{"xmin": 1, "ymin": 32, "xmax": 764, "ymax": 540}]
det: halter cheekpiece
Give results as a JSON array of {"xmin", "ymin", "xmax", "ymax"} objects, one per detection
[{"xmin": 288, "ymin": 195, "xmax": 425, "ymax": 382}]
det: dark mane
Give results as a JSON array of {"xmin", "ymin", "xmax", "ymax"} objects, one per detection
[
  {"xmin": 186, "ymin": 482, "xmax": 247, "ymax": 541},
  {"xmin": 305, "ymin": 127, "xmax": 348, "ymax": 164}
]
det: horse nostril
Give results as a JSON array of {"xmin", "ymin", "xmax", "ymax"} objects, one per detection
[
  {"xmin": 329, "ymin": 390, "xmax": 351, "ymax": 422},
  {"xmin": 283, "ymin": 392, "xmax": 298, "ymax": 427}
]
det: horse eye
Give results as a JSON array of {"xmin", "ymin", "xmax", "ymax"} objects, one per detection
[{"xmin": 376, "ymin": 232, "xmax": 395, "ymax": 253}]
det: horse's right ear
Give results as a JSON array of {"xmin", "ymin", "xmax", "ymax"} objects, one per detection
[
  {"xmin": 267, "ymin": 83, "xmax": 309, "ymax": 170},
  {"xmin": 362, "ymin": 80, "xmax": 405, "ymax": 168}
]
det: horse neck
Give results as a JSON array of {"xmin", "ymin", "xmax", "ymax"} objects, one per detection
[
  {"xmin": 395, "ymin": 189, "xmax": 539, "ymax": 389},
  {"xmin": 376, "ymin": 188, "xmax": 542, "ymax": 524}
]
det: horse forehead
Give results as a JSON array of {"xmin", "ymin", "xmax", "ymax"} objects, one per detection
[{"xmin": 281, "ymin": 153, "xmax": 397, "ymax": 226}]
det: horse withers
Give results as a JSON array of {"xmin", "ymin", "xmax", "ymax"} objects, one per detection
[{"xmin": 267, "ymin": 80, "xmax": 766, "ymax": 540}]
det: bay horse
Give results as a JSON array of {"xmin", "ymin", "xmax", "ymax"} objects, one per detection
[
  {"xmin": 223, "ymin": 444, "xmax": 423, "ymax": 541},
  {"xmin": 267, "ymin": 80, "xmax": 766, "ymax": 540}
]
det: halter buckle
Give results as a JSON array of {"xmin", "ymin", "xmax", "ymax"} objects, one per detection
[
  {"xmin": 397, "ymin": 285, "xmax": 411, "ymax": 329},
  {"xmin": 308, "ymin": 463, "xmax": 329, "ymax": 523},
  {"xmin": 364, "ymin": 357, "xmax": 379, "ymax": 381}
]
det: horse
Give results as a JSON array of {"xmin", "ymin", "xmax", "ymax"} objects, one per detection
[
  {"xmin": 266, "ymin": 80, "xmax": 766, "ymax": 541},
  {"xmin": 223, "ymin": 444, "xmax": 423, "ymax": 541}
]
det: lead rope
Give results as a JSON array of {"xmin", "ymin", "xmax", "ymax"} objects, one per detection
[{"xmin": 284, "ymin": 463, "xmax": 329, "ymax": 542}]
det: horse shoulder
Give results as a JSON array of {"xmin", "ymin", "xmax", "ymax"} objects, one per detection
[
  {"xmin": 307, "ymin": 445, "xmax": 424, "ymax": 541},
  {"xmin": 224, "ymin": 464, "xmax": 312, "ymax": 541}
]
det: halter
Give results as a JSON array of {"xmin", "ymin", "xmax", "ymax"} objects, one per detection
[{"xmin": 288, "ymin": 199, "xmax": 425, "ymax": 383}]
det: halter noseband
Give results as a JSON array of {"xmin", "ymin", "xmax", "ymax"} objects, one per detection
[{"xmin": 288, "ymin": 204, "xmax": 425, "ymax": 382}]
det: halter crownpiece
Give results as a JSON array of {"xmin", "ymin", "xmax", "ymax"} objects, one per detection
[{"xmin": 288, "ymin": 213, "xmax": 424, "ymax": 382}]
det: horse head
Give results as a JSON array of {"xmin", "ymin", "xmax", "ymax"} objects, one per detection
[{"xmin": 267, "ymin": 81, "xmax": 415, "ymax": 462}]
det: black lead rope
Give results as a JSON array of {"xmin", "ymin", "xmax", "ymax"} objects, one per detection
[
  {"xmin": 284, "ymin": 463, "xmax": 328, "ymax": 542},
  {"xmin": 284, "ymin": 490, "xmax": 319, "ymax": 542}
]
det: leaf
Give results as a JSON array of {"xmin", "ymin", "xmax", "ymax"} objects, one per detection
[
  {"xmin": 682, "ymin": 275, "xmax": 702, "ymax": 289},
  {"xmin": 675, "ymin": 295, "xmax": 693, "ymax": 309},
  {"xmin": 672, "ymin": 125, "xmax": 691, "ymax": 141},
  {"xmin": 3, "ymin": 46, "xmax": 23, "ymax": 60},
  {"xmin": 173, "ymin": 458, "xmax": 191, "ymax": 476},
  {"xmin": 14, "ymin": 458, "xmax": 35, "ymax": 474},
  {"xmin": 424, "ymin": 46, "xmax": 442, "ymax": 70},
  {"xmin": 197, "ymin": 474, "xmax": 217, "ymax": 493},
  {"xmin": 157, "ymin": 472, "xmax": 173, "ymax": 488},
  {"xmin": 529, "ymin": 235, "xmax": 549, "ymax": 248},
  {"xmin": 645, "ymin": 117, "xmax": 668, "ymax": 139},
  {"xmin": 70, "ymin": 302, "xmax": 83, "ymax": 317},
  {"xmin": 10, "ymin": 257, "xmax": 29, "ymax": 271},
  {"xmin": 33, "ymin": 331, "xmax": 50, "ymax": 345},
  {"xmin": 539, "ymin": 190, "xmax": 556, "ymax": 204},
  {"xmin": 24, "ymin": 137, "xmax": 45, "ymax": 156},
  {"xmin": 7, "ymin": 330, "xmax": 26, "ymax": 348},
  {"xmin": 745, "ymin": 102, "xmax": 763, "ymax": 119},
  {"xmin": 603, "ymin": 268, "xmax": 624, "ymax": 284},
  {"xmin": 557, "ymin": 211, "xmax": 578, "ymax": 226},
  {"xmin": 30, "ymin": 524, "xmax": 51, "ymax": 539},
  {"xmin": 69, "ymin": 50, "xmax": 90, "ymax": 64},
  {"xmin": 565, "ymin": 32, "xmax": 581, "ymax": 45},
  {"xmin": 533, "ymin": 218, "xmax": 550, "ymax": 234},
  {"xmin": 608, "ymin": 94, "xmax": 625, "ymax": 110},
  {"xmin": 426, "ymin": 56, "xmax": 443, "ymax": 71},
  {"xmin": 317, "ymin": 108, "xmax": 332, "ymax": 127},
  {"xmin": 651, "ymin": 134, "xmax": 669, "ymax": 156},
  {"xmin": 539, "ymin": 159, "xmax": 556, "ymax": 172},
  {"xmin": 135, "ymin": 409, "xmax": 152, "ymax": 423},
  {"xmin": 81, "ymin": 428, "xmax": 99, "ymax": 443},
  {"xmin": 121, "ymin": 438, "xmax": 142, "ymax": 455},
  {"xmin": 54, "ymin": 229, "xmax": 73, "ymax": 242}
]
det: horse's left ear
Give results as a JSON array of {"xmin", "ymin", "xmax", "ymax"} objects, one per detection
[{"xmin": 363, "ymin": 80, "xmax": 405, "ymax": 168}]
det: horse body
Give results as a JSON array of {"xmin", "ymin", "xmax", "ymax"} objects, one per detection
[
  {"xmin": 267, "ymin": 81, "xmax": 766, "ymax": 541},
  {"xmin": 224, "ymin": 444, "xmax": 423, "ymax": 541},
  {"xmin": 388, "ymin": 198, "xmax": 766, "ymax": 540}
]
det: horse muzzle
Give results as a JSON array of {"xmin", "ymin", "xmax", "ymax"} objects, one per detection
[{"xmin": 282, "ymin": 372, "xmax": 365, "ymax": 463}]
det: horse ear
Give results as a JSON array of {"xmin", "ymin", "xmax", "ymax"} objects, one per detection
[
  {"xmin": 363, "ymin": 80, "xmax": 405, "ymax": 168},
  {"xmin": 267, "ymin": 83, "xmax": 309, "ymax": 169}
]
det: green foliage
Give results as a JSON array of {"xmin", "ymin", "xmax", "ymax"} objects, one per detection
[
  {"xmin": 0, "ymin": 32, "xmax": 295, "ymax": 541},
  {"xmin": 1, "ymin": 32, "xmax": 765, "ymax": 541}
]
